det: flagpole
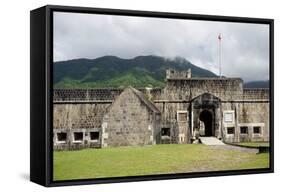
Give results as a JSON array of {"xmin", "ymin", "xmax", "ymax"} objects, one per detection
[{"xmin": 218, "ymin": 33, "xmax": 222, "ymax": 78}]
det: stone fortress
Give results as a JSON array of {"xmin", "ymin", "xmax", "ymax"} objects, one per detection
[{"xmin": 53, "ymin": 69, "xmax": 270, "ymax": 150}]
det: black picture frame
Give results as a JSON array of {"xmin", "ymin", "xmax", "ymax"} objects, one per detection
[{"xmin": 30, "ymin": 5, "xmax": 274, "ymax": 187}]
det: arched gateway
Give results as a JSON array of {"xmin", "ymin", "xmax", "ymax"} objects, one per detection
[{"xmin": 190, "ymin": 93, "xmax": 222, "ymax": 142}]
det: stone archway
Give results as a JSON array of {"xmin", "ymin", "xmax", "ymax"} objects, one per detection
[
  {"xmin": 190, "ymin": 93, "xmax": 222, "ymax": 142},
  {"xmin": 199, "ymin": 110, "xmax": 213, "ymax": 136}
]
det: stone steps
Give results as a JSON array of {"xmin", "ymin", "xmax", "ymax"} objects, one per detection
[{"xmin": 199, "ymin": 137, "xmax": 225, "ymax": 145}]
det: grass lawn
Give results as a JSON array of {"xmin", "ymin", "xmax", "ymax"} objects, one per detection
[
  {"xmin": 234, "ymin": 142, "xmax": 270, "ymax": 147},
  {"xmin": 53, "ymin": 144, "xmax": 269, "ymax": 181}
]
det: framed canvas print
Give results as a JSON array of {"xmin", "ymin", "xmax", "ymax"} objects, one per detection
[{"xmin": 30, "ymin": 5, "xmax": 274, "ymax": 187}]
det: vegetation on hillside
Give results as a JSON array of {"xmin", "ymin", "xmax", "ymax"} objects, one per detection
[{"xmin": 53, "ymin": 55, "xmax": 217, "ymax": 88}]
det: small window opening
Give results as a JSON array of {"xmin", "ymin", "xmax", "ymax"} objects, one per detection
[
  {"xmin": 253, "ymin": 126, "xmax": 261, "ymax": 134},
  {"xmin": 57, "ymin": 132, "xmax": 67, "ymax": 142},
  {"xmin": 240, "ymin": 126, "xmax": 248, "ymax": 134},
  {"xmin": 90, "ymin": 132, "xmax": 99, "ymax": 140},
  {"xmin": 227, "ymin": 127, "xmax": 235, "ymax": 134},
  {"xmin": 161, "ymin": 128, "xmax": 170, "ymax": 136},
  {"xmin": 74, "ymin": 132, "xmax": 83, "ymax": 141}
]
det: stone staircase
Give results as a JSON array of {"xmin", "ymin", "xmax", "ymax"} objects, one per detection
[{"xmin": 199, "ymin": 137, "xmax": 225, "ymax": 145}]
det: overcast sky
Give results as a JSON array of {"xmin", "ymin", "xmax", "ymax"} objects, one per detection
[{"xmin": 54, "ymin": 12, "xmax": 270, "ymax": 82}]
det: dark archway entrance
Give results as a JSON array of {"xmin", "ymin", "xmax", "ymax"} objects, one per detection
[
  {"xmin": 199, "ymin": 110, "xmax": 213, "ymax": 136},
  {"xmin": 190, "ymin": 93, "xmax": 221, "ymax": 142}
]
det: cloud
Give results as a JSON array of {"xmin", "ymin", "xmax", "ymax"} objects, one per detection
[{"xmin": 54, "ymin": 12, "xmax": 270, "ymax": 82}]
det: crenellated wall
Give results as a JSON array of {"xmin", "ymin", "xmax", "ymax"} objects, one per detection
[
  {"xmin": 53, "ymin": 88, "xmax": 163, "ymax": 101},
  {"xmin": 53, "ymin": 89, "xmax": 123, "ymax": 101},
  {"xmin": 242, "ymin": 88, "xmax": 269, "ymax": 100},
  {"xmin": 166, "ymin": 68, "xmax": 191, "ymax": 79}
]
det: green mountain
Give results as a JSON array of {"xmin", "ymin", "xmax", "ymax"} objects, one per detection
[
  {"xmin": 244, "ymin": 80, "xmax": 269, "ymax": 88},
  {"xmin": 54, "ymin": 55, "xmax": 217, "ymax": 88}
]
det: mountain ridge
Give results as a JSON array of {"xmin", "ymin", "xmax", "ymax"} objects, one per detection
[
  {"xmin": 53, "ymin": 55, "xmax": 218, "ymax": 88},
  {"xmin": 244, "ymin": 80, "xmax": 269, "ymax": 88}
]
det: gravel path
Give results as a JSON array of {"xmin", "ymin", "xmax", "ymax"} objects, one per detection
[{"xmin": 210, "ymin": 145, "xmax": 258, "ymax": 153}]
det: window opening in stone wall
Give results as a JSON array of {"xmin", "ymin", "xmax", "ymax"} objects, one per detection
[
  {"xmin": 74, "ymin": 132, "xmax": 83, "ymax": 141},
  {"xmin": 161, "ymin": 128, "xmax": 170, "ymax": 136},
  {"xmin": 57, "ymin": 132, "xmax": 67, "ymax": 142},
  {"xmin": 90, "ymin": 132, "xmax": 99, "ymax": 140},
  {"xmin": 227, "ymin": 127, "xmax": 235, "ymax": 134},
  {"xmin": 253, "ymin": 126, "xmax": 261, "ymax": 134},
  {"xmin": 240, "ymin": 126, "xmax": 248, "ymax": 134}
]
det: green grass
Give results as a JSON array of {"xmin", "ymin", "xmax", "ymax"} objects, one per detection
[
  {"xmin": 234, "ymin": 142, "xmax": 270, "ymax": 147},
  {"xmin": 53, "ymin": 144, "xmax": 269, "ymax": 181}
]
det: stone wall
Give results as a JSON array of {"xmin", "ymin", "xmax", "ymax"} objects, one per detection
[
  {"xmin": 102, "ymin": 88, "xmax": 161, "ymax": 147},
  {"xmin": 52, "ymin": 88, "xmax": 162, "ymax": 149},
  {"xmin": 53, "ymin": 103, "xmax": 111, "ymax": 149},
  {"xmin": 53, "ymin": 89, "xmax": 122, "ymax": 101},
  {"xmin": 237, "ymin": 102, "xmax": 269, "ymax": 142},
  {"xmin": 164, "ymin": 78, "xmax": 243, "ymax": 101},
  {"xmin": 157, "ymin": 79, "xmax": 269, "ymax": 144},
  {"xmin": 53, "ymin": 128, "xmax": 101, "ymax": 150},
  {"xmin": 53, "ymin": 88, "xmax": 163, "ymax": 101},
  {"xmin": 53, "ymin": 103, "xmax": 110, "ymax": 129},
  {"xmin": 154, "ymin": 101, "xmax": 190, "ymax": 144},
  {"xmin": 243, "ymin": 88, "xmax": 269, "ymax": 100},
  {"xmin": 52, "ymin": 78, "xmax": 270, "ymax": 149},
  {"xmin": 221, "ymin": 101, "xmax": 270, "ymax": 143},
  {"xmin": 166, "ymin": 68, "xmax": 191, "ymax": 79}
]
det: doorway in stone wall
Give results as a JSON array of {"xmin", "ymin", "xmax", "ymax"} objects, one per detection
[
  {"xmin": 191, "ymin": 93, "xmax": 221, "ymax": 140},
  {"xmin": 199, "ymin": 110, "xmax": 213, "ymax": 136}
]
